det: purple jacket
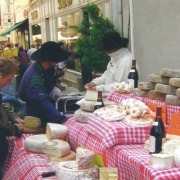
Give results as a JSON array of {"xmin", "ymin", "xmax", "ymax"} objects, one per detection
[{"xmin": 18, "ymin": 62, "xmax": 66, "ymax": 124}]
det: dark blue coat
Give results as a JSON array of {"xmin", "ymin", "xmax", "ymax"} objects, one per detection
[{"xmin": 18, "ymin": 62, "xmax": 66, "ymax": 124}]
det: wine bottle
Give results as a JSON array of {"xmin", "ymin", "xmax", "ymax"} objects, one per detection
[
  {"xmin": 94, "ymin": 91, "xmax": 104, "ymax": 111},
  {"xmin": 149, "ymin": 106, "xmax": 166, "ymax": 154},
  {"xmin": 128, "ymin": 59, "xmax": 139, "ymax": 88}
]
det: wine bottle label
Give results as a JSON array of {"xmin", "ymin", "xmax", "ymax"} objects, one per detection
[
  {"xmin": 95, "ymin": 102, "xmax": 102, "ymax": 105},
  {"xmin": 129, "ymin": 69, "xmax": 135, "ymax": 72},
  {"xmin": 149, "ymin": 135, "xmax": 155, "ymax": 152},
  {"xmin": 128, "ymin": 79, "xmax": 134, "ymax": 89},
  {"xmin": 152, "ymin": 122, "xmax": 158, "ymax": 126}
]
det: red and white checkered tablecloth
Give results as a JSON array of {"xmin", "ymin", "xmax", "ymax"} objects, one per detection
[
  {"xmin": 2, "ymin": 134, "xmax": 55, "ymax": 180},
  {"xmin": 167, "ymin": 105, "xmax": 180, "ymax": 126},
  {"xmin": 66, "ymin": 118, "xmax": 180, "ymax": 180},
  {"xmin": 85, "ymin": 114, "xmax": 151, "ymax": 149}
]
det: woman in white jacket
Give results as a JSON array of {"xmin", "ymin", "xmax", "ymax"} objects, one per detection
[{"xmin": 84, "ymin": 32, "xmax": 133, "ymax": 92}]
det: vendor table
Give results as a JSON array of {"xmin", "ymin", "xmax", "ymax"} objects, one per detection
[{"xmin": 2, "ymin": 91, "xmax": 180, "ymax": 180}]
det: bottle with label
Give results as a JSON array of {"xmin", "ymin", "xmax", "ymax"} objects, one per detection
[
  {"xmin": 128, "ymin": 59, "xmax": 139, "ymax": 88},
  {"xmin": 149, "ymin": 106, "xmax": 166, "ymax": 154},
  {"xmin": 94, "ymin": 91, "xmax": 104, "ymax": 111}
]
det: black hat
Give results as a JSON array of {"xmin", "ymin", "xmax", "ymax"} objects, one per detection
[
  {"xmin": 102, "ymin": 32, "xmax": 128, "ymax": 51},
  {"xmin": 31, "ymin": 41, "xmax": 71, "ymax": 62}
]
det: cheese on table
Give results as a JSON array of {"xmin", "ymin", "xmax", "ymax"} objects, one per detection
[
  {"xmin": 42, "ymin": 139, "xmax": 70, "ymax": 157},
  {"xmin": 23, "ymin": 116, "xmax": 41, "ymax": 128},
  {"xmin": 138, "ymin": 82, "xmax": 156, "ymax": 90},
  {"xmin": 133, "ymin": 88, "xmax": 149, "ymax": 97},
  {"xmin": 46, "ymin": 123, "xmax": 68, "ymax": 141},
  {"xmin": 100, "ymin": 168, "xmax": 118, "ymax": 180},
  {"xmin": 55, "ymin": 161, "xmax": 99, "ymax": 180},
  {"xmin": 93, "ymin": 105, "xmax": 117, "ymax": 117},
  {"xmin": 74, "ymin": 109, "xmax": 92, "ymax": 123},
  {"xmin": 165, "ymin": 95, "xmax": 180, "ymax": 106},
  {"xmin": 24, "ymin": 134, "xmax": 49, "ymax": 153},
  {"xmin": 162, "ymin": 139, "xmax": 180, "ymax": 155},
  {"xmin": 148, "ymin": 74, "xmax": 170, "ymax": 84},
  {"xmin": 81, "ymin": 100, "xmax": 96, "ymax": 112},
  {"xmin": 76, "ymin": 147, "xmax": 95, "ymax": 170},
  {"xmin": 150, "ymin": 154, "xmax": 175, "ymax": 169},
  {"xmin": 169, "ymin": 78, "xmax": 180, "ymax": 88},
  {"xmin": 47, "ymin": 150, "xmax": 76, "ymax": 162},
  {"xmin": 177, "ymin": 88, "xmax": 180, "ymax": 97},
  {"xmin": 155, "ymin": 83, "xmax": 178, "ymax": 95},
  {"xmin": 148, "ymin": 90, "xmax": 166, "ymax": 101},
  {"xmin": 85, "ymin": 90, "xmax": 98, "ymax": 101},
  {"xmin": 174, "ymin": 146, "xmax": 180, "ymax": 167},
  {"xmin": 161, "ymin": 68, "xmax": 180, "ymax": 78}
]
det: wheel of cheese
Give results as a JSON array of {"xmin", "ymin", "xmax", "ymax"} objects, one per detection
[
  {"xmin": 174, "ymin": 146, "xmax": 180, "ymax": 167},
  {"xmin": 81, "ymin": 100, "xmax": 96, "ymax": 112},
  {"xmin": 126, "ymin": 117, "xmax": 153, "ymax": 127},
  {"xmin": 155, "ymin": 83, "xmax": 178, "ymax": 95},
  {"xmin": 148, "ymin": 90, "xmax": 166, "ymax": 101},
  {"xmin": 165, "ymin": 95, "xmax": 180, "ymax": 106},
  {"xmin": 47, "ymin": 150, "xmax": 76, "ymax": 163},
  {"xmin": 55, "ymin": 161, "xmax": 99, "ymax": 180},
  {"xmin": 133, "ymin": 88, "xmax": 149, "ymax": 97},
  {"xmin": 177, "ymin": 88, "xmax": 180, "ymax": 98},
  {"xmin": 138, "ymin": 82, "xmax": 156, "ymax": 90},
  {"xmin": 24, "ymin": 116, "xmax": 41, "ymax": 128},
  {"xmin": 101, "ymin": 109, "xmax": 126, "ymax": 121},
  {"xmin": 162, "ymin": 139, "xmax": 180, "ymax": 155},
  {"xmin": 161, "ymin": 68, "xmax": 180, "ymax": 78},
  {"xmin": 85, "ymin": 90, "xmax": 98, "ymax": 101},
  {"xmin": 76, "ymin": 147, "xmax": 95, "ymax": 170},
  {"xmin": 148, "ymin": 74, "xmax": 169, "ymax": 84},
  {"xmin": 74, "ymin": 109, "xmax": 92, "ymax": 123},
  {"xmin": 93, "ymin": 105, "xmax": 117, "ymax": 117},
  {"xmin": 42, "ymin": 139, "xmax": 70, "ymax": 157},
  {"xmin": 46, "ymin": 123, "xmax": 68, "ymax": 141},
  {"xmin": 169, "ymin": 78, "xmax": 180, "ymax": 88},
  {"xmin": 24, "ymin": 134, "xmax": 49, "ymax": 153}
]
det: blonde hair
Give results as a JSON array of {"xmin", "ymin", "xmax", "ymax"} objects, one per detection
[{"xmin": 0, "ymin": 58, "xmax": 19, "ymax": 77}]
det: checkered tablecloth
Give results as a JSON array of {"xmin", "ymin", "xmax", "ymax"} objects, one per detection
[
  {"xmin": 66, "ymin": 118, "xmax": 180, "ymax": 180},
  {"xmin": 2, "ymin": 134, "xmax": 55, "ymax": 180},
  {"xmin": 85, "ymin": 114, "xmax": 151, "ymax": 149}
]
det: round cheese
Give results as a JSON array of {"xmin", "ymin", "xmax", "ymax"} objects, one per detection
[
  {"xmin": 174, "ymin": 146, "xmax": 180, "ymax": 167},
  {"xmin": 133, "ymin": 88, "xmax": 149, "ymax": 97},
  {"xmin": 74, "ymin": 109, "xmax": 92, "ymax": 123},
  {"xmin": 42, "ymin": 139, "xmax": 70, "ymax": 157},
  {"xmin": 177, "ymin": 88, "xmax": 180, "ymax": 98},
  {"xmin": 138, "ymin": 82, "xmax": 156, "ymax": 90},
  {"xmin": 148, "ymin": 90, "xmax": 166, "ymax": 101},
  {"xmin": 81, "ymin": 100, "xmax": 96, "ymax": 112},
  {"xmin": 126, "ymin": 117, "xmax": 153, "ymax": 127},
  {"xmin": 169, "ymin": 78, "xmax": 180, "ymax": 88},
  {"xmin": 155, "ymin": 83, "xmax": 178, "ymax": 95},
  {"xmin": 47, "ymin": 150, "xmax": 76, "ymax": 163},
  {"xmin": 23, "ymin": 116, "xmax": 41, "ymax": 128},
  {"xmin": 55, "ymin": 161, "xmax": 99, "ymax": 180},
  {"xmin": 161, "ymin": 68, "xmax": 180, "ymax": 78},
  {"xmin": 24, "ymin": 134, "xmax": 49, "ymax": 153},
  {"xmin": 93, "ymin": 105, "xmax": 117, "ymax": 117},
  {"xmin": 148, "ymin": 74, "xmax": 169, "ymax": 84},
  {"xmin": 46, "ymin": 123, "xmax": 68, "ymax": 141},
  {"xmin": 165, "ymin": 95, "xmax": 180, "ymax": 106},
  {"xmin": 162, "ymin": 139, "xmax": 180, "ymax": 155}
]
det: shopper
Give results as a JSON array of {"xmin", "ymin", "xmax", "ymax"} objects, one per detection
[
  {"xmin": 18, "ymin": 41, "xmax": 71, "ymax": 124},
  {"xmin": 27, "ymin": 44, "xmax": 37, "ymax": 65},
  {"xmin": 84, "ymin": 31, "xmax": 132, "ymax": 92},
  {"xmin": 18, "ymin": 45, "xmax": 30, "ymax": 66},
  {"xmin": 0, "ymin": 58, "xmax": 24, "ymax": 179}
]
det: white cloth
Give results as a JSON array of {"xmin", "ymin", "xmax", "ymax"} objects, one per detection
[
  {"xmin": 27, "ymin": 48, "xmax": 37, "ymax": 64},
  {"xmin": 92, "ymin": 48, "xmax": 132, "ymax": 92},
  {"xmin": 57, "ymin": 62, "xmax": 64, "ymax": 69},
  {"xmin": 49, "ymin": 87, "xmax": 62, "ymax": 100}
]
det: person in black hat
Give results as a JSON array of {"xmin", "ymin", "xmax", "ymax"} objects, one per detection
[
  {"xmin": 84, "ymin": 32, "xmax": 133, "ymax": 92},
  {"xmin": 18, "ymin": 41, "xmax": 71, "ymax": 124}
]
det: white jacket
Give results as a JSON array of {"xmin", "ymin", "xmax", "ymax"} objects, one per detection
[{"xmin": 92, "ymin": 48, "xmax": 132, "ymax": 92}]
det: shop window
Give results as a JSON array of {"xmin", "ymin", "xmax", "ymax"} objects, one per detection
[{"xmin": 32, "ymin": 24, "xmax": 42, "ymax": 44}]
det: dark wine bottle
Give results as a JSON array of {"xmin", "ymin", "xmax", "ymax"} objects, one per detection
[
  {"xmin": 149, "ymin": 106, "xmax": 166, "ymax": 154},
  {"xmin": 128, "ymin": 59, "xmax": 139, "ymax": 88},
  {"xmin": 94, "ymin": 91, "xmax": 104, "ymax": 111}
]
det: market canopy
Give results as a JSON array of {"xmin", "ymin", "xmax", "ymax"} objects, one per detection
[{"xmin": 1, "ymin": 19, "xmax": 28, "ymax": 36}]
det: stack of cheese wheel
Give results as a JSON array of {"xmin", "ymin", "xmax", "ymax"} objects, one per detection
[
  {"xmin": 24, "ymin": 123, "xmax": 76, "ymax": 163},
  {"xmin": 74, "ymin": 90, "xmax": 116, "ymax": 123},
  {"xmin": 55, "ymin": 147, "xmax": 99, "ymax": 180}
]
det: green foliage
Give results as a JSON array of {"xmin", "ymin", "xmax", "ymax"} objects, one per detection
[{"xmin": 76, "ymin": 4, "xmax": 117, "ymax": 72}]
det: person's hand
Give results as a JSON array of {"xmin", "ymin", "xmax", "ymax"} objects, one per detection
[
  {"xmin": 15, "ymin": 123, "xmax": 24, "ymax": 131},
  {"xmin": 14, "ymin": 118, "xmax": 24, "ymax": 125},
  {"xmin": 84, "ymin": 82, "xmax": 96, "ymax": 90}
]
